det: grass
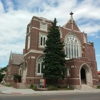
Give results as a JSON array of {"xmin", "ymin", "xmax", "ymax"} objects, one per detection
[
  {"xmin": 47, "ymin": 85, "xmax": 74, "ymax": 90},
  {"xmin": 4, "ymin": 84, "xmax": 12, "ymax": 87}
]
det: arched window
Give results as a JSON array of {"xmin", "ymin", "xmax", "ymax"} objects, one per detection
[
  {"xmin": 24, "ymin": 61, "xmax": 28, "ymax": 75},
  {"xmin": 37, "ymin": 56, "xmax": 44, "ymax": 75},
  {"xmin": 67, "ymin": 67, "xmax": 71, "ymax": 77},
  {"xmin": 39, "ymin": 33, "xmax": 47, "ymax": 47},
  {"xmin": 19, "ymin": 68, "xmax": 22, "ymax": 76},
  {"xmin": 65, "ymin": 34, "xmax": 80, "ymax": 59},
  {"xmin": 24, "ymin": 61, "xmax": 28, "ymax": 71},
  {"xmin": 27, "ymin": 35, "xmax": 30, "ymax": 50}
]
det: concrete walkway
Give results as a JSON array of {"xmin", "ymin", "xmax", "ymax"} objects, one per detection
[{"xmin": 0, "ymin": 84, "xmax": 100, "ymax": 95}]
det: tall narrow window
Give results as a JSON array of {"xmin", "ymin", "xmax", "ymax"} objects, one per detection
[
  {"xmin": 37, "ymin": 56, "xmax": 44, "ymax": 75},
  {"xmin": 27, "ymin": 36, "xmax": 30, "ymax": 50},
  {"xmin": 65, "ymin": 34, "xmax": 80, "ymax": 59},
  {"xmin": 38, "ymin": 64, "xmax": 40, "ymax": 73},
  {"xmin": 67, "ymin": 67, "xmax": 71, "ymax": 77},
  {"xmin": 39, "ymin": 33, "xmax": 47, "ymax": 47}
]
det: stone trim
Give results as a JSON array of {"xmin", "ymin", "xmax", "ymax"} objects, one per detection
[
  {"xmin": 62, "ymin": 26, "xmax": 82, "ymax": 33},
  {"xmin": 24, "ymin": 49, "xmax": 43, "ymax": 57}
]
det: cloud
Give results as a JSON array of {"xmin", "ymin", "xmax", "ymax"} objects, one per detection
[
  {"xmin": 0, "ymin": 0, "xmax": 4, "ymax": 13},
  {"xmin": 0, "ymin": 0, "xmax": 100, "ymax": 67}
]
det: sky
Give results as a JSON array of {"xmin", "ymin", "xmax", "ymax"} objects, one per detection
[{"xmin": 0, "ymin": 0, "xmax": 100, "ymax": 70}]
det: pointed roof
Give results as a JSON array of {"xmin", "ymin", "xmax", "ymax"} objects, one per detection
[
  {"xmin": 98, "ymin": 71, "xmax": 100, "ymax": 75},
  {"xmin": 63, "ymin": 12, "xmax": 80, "ymax": 31},
  {"xmin": 10, "ymin": 53, "xmax": 24, "ymax": 65}
]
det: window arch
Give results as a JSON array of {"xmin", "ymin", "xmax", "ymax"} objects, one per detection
[
  {"xmin": 36, "ymin": 56, "xmax": 44, "ymax": 75},
  {"xmin": 39, "ymin": 33, "xmax": 47, "ymax": 47},
  {"xmin": 18, "ymin": 68, "xmax": 22, "ymax": 76},
  {"xmin": 24, "ymin": 61, "xmax": 28, "ymax": 71},
  {"xmin": 67, "ymin": 67, "xmax": 71, "ymax": 77},
  {"xmin": 24, "ymin": 61, "xmax": 28, "ymax": 75},
  {"xmin": 65, "ymin": 34, "xmax": 80, "ymax": 59},
  {"xmin": 27, "ymin": 35, "xmax": 30, "ymax": 50}
]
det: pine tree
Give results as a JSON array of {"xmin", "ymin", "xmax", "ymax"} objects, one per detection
[{"xmin": 43, "ymin": 18, "xmax": 66, "ymax": 84}]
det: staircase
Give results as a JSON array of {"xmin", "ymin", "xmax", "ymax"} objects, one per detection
[
  {"xmin": 81, "ymin": 85, "xmax": 96, "ymax": 90},
  {"xmin": 18, "ymin": 83, "xmax": 27, "ymax": 89}
]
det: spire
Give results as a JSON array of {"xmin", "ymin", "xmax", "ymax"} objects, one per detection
[
  {"xmin": 63, "ymin": 12, "xmax": 80, "ymax": 32},
  {"xmin": 70, "ymin": 12, "xmax": 74, "ymax": 30},
  {"xmin": 70, "ymin": 11, "xmax": 74, "ymax": 19},
  {"xmin": 10, "ymin": 50, "xmax": 12, "ymax": 60}
]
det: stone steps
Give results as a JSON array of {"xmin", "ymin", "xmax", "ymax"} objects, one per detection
[{"xmin": 81, "ymin": 85, "xmax": 96, "ymax": 90}]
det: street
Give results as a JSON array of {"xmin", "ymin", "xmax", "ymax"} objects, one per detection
[{"xmin": 0, "ymin": 92, "xmax": 100, "ymax": 100}]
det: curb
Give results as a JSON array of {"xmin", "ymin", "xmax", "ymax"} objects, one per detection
[{"xmin": 11, "ymin": 92, "xmax": 22, "ymax": 94}]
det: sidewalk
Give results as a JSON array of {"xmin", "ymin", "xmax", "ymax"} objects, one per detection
[{"xmin": 0, "ymin": 84, "xmax": 100, "ymax": 95}]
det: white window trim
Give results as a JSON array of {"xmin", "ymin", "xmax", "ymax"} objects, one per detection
[
  {"xmin": 39, "ymin": 33, "xmax": 47, "ymax": 48},
  {"xmin": 18, "ymin": 68, "xmax": 22, "ymax": 76},
  {"xmin": 36, "ymin": 56, "xmax": 44, "ymax": 76},
  {"xmin": 27, "ymin": 35, "xmax": 30, "ymax": 50},
  {"xmin": 67, "ymin": 67, "xmax": 71, "ymax": 77},
  {"xmin": 40, "ymin": 22, "xmax": 47, "ymax": 31},
  {"xmin": 65, "ymin": 34, "xmax": 81, "ymax": 59}
]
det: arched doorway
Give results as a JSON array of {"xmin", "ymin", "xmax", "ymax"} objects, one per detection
[
  {"xmin": 81, "ymin": 68, "xmax": 86, "ymax": 84},
  {"xmin": 80, "ymin": 64, "xmax": 92, "ymax": 86}
]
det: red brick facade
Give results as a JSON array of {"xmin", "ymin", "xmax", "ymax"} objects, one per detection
[{"xmin": 6, "ymin": 13, "xmax": 98, "ymax": 89}]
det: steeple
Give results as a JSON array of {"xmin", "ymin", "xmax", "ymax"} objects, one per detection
[
  {"xmin": 63, "ymin": 12, "xmax": 80, "ymax": 32},
  {"xmin": 70, "ymin": 11, "xmax": 74, "ymax": 19},
  {"xmin": 70, "ymin": 12, "xmax": 74, "ymax": 30}
]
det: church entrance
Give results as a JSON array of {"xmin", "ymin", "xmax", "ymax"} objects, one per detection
[
  {"xmin": 80, "ymin": 64, "xmax": 93, "ymax": 86},
  {"xmin": 81, "ymin": 68, "xmax": 86, "ymax": 84}
]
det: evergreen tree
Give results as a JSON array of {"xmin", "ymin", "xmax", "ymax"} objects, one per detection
[{"xmin": 43, "ymin": 18, "xmax": 66, "ymax": 84}]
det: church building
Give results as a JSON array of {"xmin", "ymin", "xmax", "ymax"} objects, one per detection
[{"xmin": 6, "ymin": 12, "xmax": 98, "ymax": 89}]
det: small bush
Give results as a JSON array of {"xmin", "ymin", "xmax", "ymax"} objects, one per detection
[
  {"xmin": 61, "ymin": 85, "xmax": 67, "ymax": 88},
  {"xmin": 48, "ymin": 86, "xmax": 58, "ymax": 90},
  {"xmin": 57, "ymin": 85, "xmax": 61, "ymax": 88},
  {"xmin": 97, "ymin": 86, "xmax": 100, "ymax": 89},
  {"xmin": 30, "ymin": 84, "xmax": 37, "ymax": 90},
  {"xmin": 4, "ymin": 84, "xmax": 12, "ymax": 87},
  {"xmin": 13, "ymin": 74, "xmax": 21, "ymax": 83},
  {"xmin": 30, "ymin": 84, "xmax": 33, "ymax": 89}
]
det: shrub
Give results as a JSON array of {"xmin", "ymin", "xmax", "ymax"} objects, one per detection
[
  {"xmin": 30, "ymin": 84, "xmax": 37, "ymax": 90},
  {"xmin": 4, "ymin": 84, "xmax": 12, "ymax": 87},
  {"xmin": 30, "ymin": 84, "xmax": 33, "ymax": 89},
  {"xmin": 13, "ymin": 74, "xmax": 21, "ymax": 83},
  {"xmin": 57, "ymin": 85, "xmax": 61, "ymax": 88},
  {"xmin": 61, "ymin": 85, "xmax": 67, "ymax": 88},
  {"xmin": 48, "ymin": 86, "xmax": 58, "ymax": 90},
  {"xmin": 0, "ymin": 74, "xmax": 5, "ymax": 82},
  {"xmin": 97, "ymin": 86, "xmax": 100, "ymax": 89}
]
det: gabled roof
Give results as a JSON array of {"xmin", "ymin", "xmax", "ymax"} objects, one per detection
[
  {"xmin": 63, "ymin": 12, "xmax": 80, "ymax": 31},
  {"xmin": 98, "ymin": 71, "xmax": 100, "ymax": 75},
  {"xmin": 11, "ymin": 53, "xmax": 24, "ymax": 65}
]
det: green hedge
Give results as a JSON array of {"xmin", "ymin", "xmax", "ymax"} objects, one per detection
[
  {"xmin": 30, "ymin": 84, "xmax": 37, "ymax": 90},
  {"xmin": 97, "ymin": 86, "xmax": 100, "ymax": 89},
  {"xmin": 48, "ymin": 86, "xmax": 58, "ymax": 90}
]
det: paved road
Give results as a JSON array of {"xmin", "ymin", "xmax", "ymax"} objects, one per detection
[{"xmin": 0, "ymin": 92, "xmax": 100, "ymax": 100}]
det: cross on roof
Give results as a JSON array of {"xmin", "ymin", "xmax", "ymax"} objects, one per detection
[{"xmin": 70, "ymin": 12, "xmax": 74, "ymax": 17}]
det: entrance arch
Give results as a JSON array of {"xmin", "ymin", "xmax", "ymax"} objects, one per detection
[
  {"xmin": 81, "ymin": 68, "xmax": 86, "ymax": 84},
  {"xmin": 79, "ymin": 64, "xmax": 92, "ymax": 86}
]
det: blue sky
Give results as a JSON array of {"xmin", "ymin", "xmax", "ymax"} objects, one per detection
[{"xmin": 0, "ymin": 0, "xmax": 100, "ymax": 70}]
